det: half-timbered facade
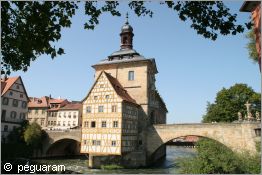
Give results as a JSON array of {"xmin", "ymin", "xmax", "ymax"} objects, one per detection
[
  {"xmin": 1, "ymin": 76, "xmax": 29, "ymax": 143},
  {"xmin": 81, "ymin": 71, "xmax": 138, "ymax": 155}
]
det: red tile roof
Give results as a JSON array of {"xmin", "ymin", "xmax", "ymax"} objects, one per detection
[
  {"xmin": 60, "ymin": 103, "xmax": 82, "ymax": 110},
  {"xmin": 1, "ymin": 76, "xmax": 19, "ymax": 95},
  {"xmin": 28, "ymin": 96, "xmax": 49, "ymax": 108},
  {"xmin": 104, "ymin": 72, "xmax": 138, "ymax": 105},
  {"xmin": 49, "ymin": 99, "xmax": 66, "ymax": 103},
  {"xmin": 1, "ymin": 76, "xmax": 29, "ymax": 100}
]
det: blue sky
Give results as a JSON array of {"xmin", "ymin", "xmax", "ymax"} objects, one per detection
[{"xmin": 10, "ymin": 1, "xmax": 260, "ymax": 124}]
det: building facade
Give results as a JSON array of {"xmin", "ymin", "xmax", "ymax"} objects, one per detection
[
  {"xmin": 46, "ymin": 98, "xmax": 68, "ymax": 129},
  {"xmin": 28, "ymin": 96, "xmax": 70, "ymax": 129},
  {"xmin": 28, "ymin": 96, "xmax": 50, "ymax": 127},
  {"xmin": 81, "ymin": 16, "xmax": 167, "ymax": 162},
  {"xmin": 1, "ymin": 76, "xmax": 29, "ymax": 143},
  {"xmin": 56, "ymin": 103, "xmax": 82, "ymax": 130}
]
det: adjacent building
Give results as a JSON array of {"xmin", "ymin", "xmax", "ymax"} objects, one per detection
[
  {"xmin": 28, "ymin": 96, "xmax": 50, "ymax": 127},
  {"xmin": 1, "ymin": 76, "xmax": 29, "ymax": 143},
  {"xmin": 28, "ymin": 96, "xmax": 83, "ymax": 130},
  {"xmin": 81, "ymin": 16, "xmax": 167, "ymax": 159},
  {"xmin": 56, "ymin": 102, "xmax": 82, "ymax": 130},
  {"xmin": 47, "ymin": 98, "xmax": 69, "ymax": 128}
]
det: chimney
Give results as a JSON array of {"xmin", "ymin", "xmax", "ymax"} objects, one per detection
[{"xmin": 49, "ymin": 94, "xmax": 51, "ymax": 99}]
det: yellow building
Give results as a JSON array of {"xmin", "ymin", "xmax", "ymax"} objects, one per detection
[{"xmin": 81, "ymin": 16, "xmax": 167, "ymax": 157}]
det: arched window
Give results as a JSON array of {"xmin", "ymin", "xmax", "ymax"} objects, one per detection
[{"xmin": 123, "ymin": 36, "xmax": 128, "ymax": 44}]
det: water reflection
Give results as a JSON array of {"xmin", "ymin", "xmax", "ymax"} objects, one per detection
[{"xmin": 35, "ymin": 146, "xmax": 196, "ymax": 174}]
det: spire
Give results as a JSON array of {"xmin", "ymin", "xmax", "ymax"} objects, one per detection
[
  {"xmin": 120, "ymin": 12, "xmax": 134, "ymax": 50},
  {"xmin": 125, "ymin": 12, "xmax": 129, "ymax": 24}
]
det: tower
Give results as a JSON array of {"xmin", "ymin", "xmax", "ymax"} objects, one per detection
[
  {"xmin": 120, "ymin": 13, "xmax": 134, "ymax": 50},
  {"xmin": 81, "ymin": 15, "xmax": 168, "ymax": 167}
]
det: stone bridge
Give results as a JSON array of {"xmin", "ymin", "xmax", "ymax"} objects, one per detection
[
  {"xmin": 147, "ymin": 123, "xmax": 261, "ymax": 156},
  {"xmin": 41, "ymin": 123, "xmax": 261, "ymax": 157},
  {"xmin": 42, "ymin": 129, "xmax": 82, "ymax": 157}
]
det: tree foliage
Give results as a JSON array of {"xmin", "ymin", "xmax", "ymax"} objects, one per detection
[
  {"xmin": 202, "ymin": 83, "xmax": 261, "ymax": 123},
  {"xmin": 246, "ymin": 28, "xmax": 259, "ymax": 63},
  {"xmin": 24, "ymin": 122, "xmax": 42, "ymax": 148},
  {"xmin": 7, "ymin": 120, "xmax": 29, "ymax": 143},
  {"xmin": 179, "ymin": 138, "xmax": 261, "ymax": 174},
  {"xmin": 1, "ymin": 1, "xmax": 251, "ymax": 75}
]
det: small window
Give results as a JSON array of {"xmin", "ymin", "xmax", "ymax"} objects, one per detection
[
  {"xmin": 92, "ymin": 140, "xmax": 100, "ymax": 146},
  {"xmin": 96, "ymin": 140, "xmax": 101, "ymax": 146},
  {"xmin": 105, "ymin": 95, "xmax": 109, "ymax": 99},
  {"xmin": 112, "ymin": 141, "xmax": 116, "ymax": 146},
  {"xmin": 16, "ymin": 85, "xmax": 20, "ymax": 89},
  {"xmin": 22, "ymin": 101, "xmax": 27, "ymax": 108},
  {"xmin": 12, "ymin": 99, "xmax": 18, "ymax": 107},
  {"xmin": 58, "ymin": 121, "xmax": 61, "ymax": 126},
  {"xmin": 98, "ymin": 106, "xmax": 104, "ymax": 113},
  {"xmin": 112, "ymin": 105, "xmax": 117, "ymax": 112},
  {"xmin": 2, "ymin": 97, "xmax": 9, "ymax": 105},
  {"xmin": 101, "ymin": 121, "xmax": 106, "ymax": 128},
  {"xmin": 9, "ymin": 91, "xmax": 13, "ymax": 96},
  {"xmin": 91, "ymin": 121, "xmax": 96, "ymax": 128},
  {"xmin": 19, "ymin": 113, "xmax": 25, "ymax": 120},
  {"xmin": 68, "ymin": 121, "xmax": 70, "ymax": 126},
  {"xmin": 86, "ymin": 106, "xmax": 91, "ymax": 113},
  {"xmin": 128, "ymin": 71, "xmax": 134, "ymax": 81},
  {"xmin": 73, "ymin": 121, "xmax": 76, "ymax": 126},
  {"xmin": 63, "ymin": 121, "xmax": 66, "ymax": 126},
  {"xmin": 139, "ymin": 140, "xmax": 142, "ymax": 145},
  {"xmin": 20, "ymin": 94, "xmax": 23, "ymax": 98},
  {"xmin": 94, "ymin": 96, "xmax": 98, "ymax": 100},
  {"xmin": 113, "ymin": 121, "xmax": 118, "ymax": 128},
  {"xmin": 11, "ymin": 111, "xmax": 17, "ymax": 119},
  {"xmin": 84, "ymin": 140, "xmax": 87, "ymax": 145},
  {"xmin": 4, "ymin": 125, "xmax": 8, "ymax": 132}
]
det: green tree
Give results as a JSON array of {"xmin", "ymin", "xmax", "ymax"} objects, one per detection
[
  {"xmin": 7, "ymin": 120, "xmax": 29, "ymax": 143},
  {"xmin": 24, "ymin": 122, "xmax": 42, "ymax": 148},
  {"xmin": 1, "ymin": 1, "xmax": 251, "ymax": 75},
  {"xmin": 179, "ymin": 138, "xmax": 261, "ymax": 174},
  {"xmin": 202, "ymin": 83, "xmax": 261, "ymax": 123},
  {"xmin": 246, "ymin": 28, "xmax": 259, "ymax": 63}
]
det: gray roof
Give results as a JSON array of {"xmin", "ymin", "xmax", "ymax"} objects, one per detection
[{"xmin": 110, "ymin": 49, "xmax": 139, "ymax": 57}]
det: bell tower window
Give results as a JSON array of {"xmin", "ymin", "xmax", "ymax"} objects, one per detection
[{"xmin": 123, "ymin": 36, "xmax": 128, "ymax": 44}]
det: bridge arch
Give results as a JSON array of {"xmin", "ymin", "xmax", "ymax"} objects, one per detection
[
  {"xmin": 42, "ymin": 130, "xmax": 82, "ymax": 157},
  {"xmin": 146, "ymin": 123, "xmax": 260, "ymax": 157},
  {"xmin": 46, "ymin": 138, "xmax": 81, "ymax": 157}
]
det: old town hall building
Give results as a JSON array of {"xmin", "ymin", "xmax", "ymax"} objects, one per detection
[{"xmin": 81, "ymin": 16, "xmax": 167, "ymax": 165}]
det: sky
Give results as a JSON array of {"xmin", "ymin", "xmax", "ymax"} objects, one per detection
[{"xmin": 9, "ymin": 1, "xmax": 260, "ymax": 124}]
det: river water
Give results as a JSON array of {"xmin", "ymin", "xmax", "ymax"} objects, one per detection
[{"xmin": 35, "ymin": 146, "xmax": 196, "ymax": 174}]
